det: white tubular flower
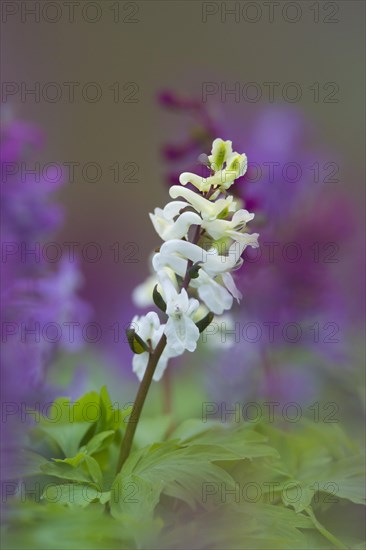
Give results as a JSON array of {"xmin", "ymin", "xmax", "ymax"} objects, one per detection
[
  {"xmin": 179, "ymin": 138, "xmax": 247, "ymax": 193},
  {"xmin": 158, "ymin": 270, "xmax": 200, "ymax": 354},
  {"xmin": 149, "ymin": 201, "xmax": 201, "ymax": 241},
  {"xmin": 201, "ymin": 209, "xmax": 255, "ymax": 242},
  {"xmin": 201, "ymin": 241, "xmax": 246, "ymax": 275},
  {"xmin": 152, "ymin": 249, "xmax": 187, "ymax": 278},
  {"xmin": 169, "ymin": 187, "xmax": 257, "ymax": 244},
  {"xmin": 130, "ymin": 312, "xmax": 168, "ymax": 381},
  {"xmin": 220, "ymin": 272, "xmax": 243, "ymax": 302},
  {"xmin": 169, "ymin": 186, "xmax": 236, "ymax": 220},
  {"xmin": 189, "ymin": 270, "xmax": 243, "ymax": 315},
  {"xmin": 154, "ymin": 239, "xmax": 258, "ymax": 278},
  {"xmin": 191, "ymin": 270, "xmax": 233, "ymax": 315}
]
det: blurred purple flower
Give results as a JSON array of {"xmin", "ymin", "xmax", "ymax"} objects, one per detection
[
  {"xmin": 1, "ymin": 119, "xmax": 91, "ymax": 405},
  {"xmin": 0, "ymin": 120, "xmax": 44, "ymax": 164},
  {"xmin": 2, "ymin": 259, "xmax": 91, "ymax": 402},
  {"xmin": 1, "ymin": 122, "xmax": 64, "ymax": 246}
]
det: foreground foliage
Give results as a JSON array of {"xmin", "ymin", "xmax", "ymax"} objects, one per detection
[{"xmin": 2, "ymin": 388, "xmax": 365, "ymax": 549}]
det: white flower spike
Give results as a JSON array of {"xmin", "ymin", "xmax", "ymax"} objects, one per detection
[{"xmin": 129, "ymin": 137, "xmax": 258, "ymax": 381}]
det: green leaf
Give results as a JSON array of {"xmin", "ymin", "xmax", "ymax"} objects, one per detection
[
  {"xmin": 255, "ymin": 422, "xmax": 365, "ymax": 508},
  {"xmin": 113, "ymin": 440, "xmax": 236, "ymax": 515},
  {"xmin": 96, "ymin": 386, "xmax": 123, "ymax": 433},
  {"xmin": 40, "ymin": 392, "xmax": 100, "ymax": 426},
  {"xmin": 40, "ymin": 461, "xmax": 92, "ymax": 484},
  {"xmin": 2, "ymin": 501, "xmax": 133, "ymax": 549},
  {"xmin": 39, "ymin": 423, "xmax": 91, "ymax": 457},
  {"xmin": 84, "ymin": 455, "xmax": 103, "ymax": 486},
  {"xmin": 111, "ymin": 473, "xmax": 162, "ymax": 521},
  {"xmin": 181, "ymin": 423, "xmax": 279, "ymax": 460},
  {"xmin": 318, "ymin": 455, "xmax": 366, "ymax": 505},
  {"xmin": 169, "ymin": 418, "xmax": 224, "ymax": 441},
  {"xmin": 157, "ymin": 503, "xmax": 314, "ymax": 550},
  {"xmin": 53, "ymin": 452, "xmax": 86, "ymax": 468},
  {"xmin": 84, "ymin": 430, "xmax": 115, "ymax": 455},
  {"xmin": 282, "ymin": 485, "xmax": 314, "ymax": 513},
  {"xmin": 41, "ymin": 484, "xmax": 101, "ymax": 508},
  {"xmin": 35, "ymin": 388, "xmax": 122, "ymax": 465},
  {"xmin": 134, "ymin": 415, "xmax": 172, "ymax": 448}
]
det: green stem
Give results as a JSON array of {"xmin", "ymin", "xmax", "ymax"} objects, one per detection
[
  {"xmin": 305, "ymin": 507, "xmax": 348, "ymax": 550},
  {"xmin": 116, "ymin": 334, "xmax": 167, "ymax": 473}
]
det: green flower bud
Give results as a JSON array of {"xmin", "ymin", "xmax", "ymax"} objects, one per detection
[
  {"xmin": 195, "ymin": 311, "xmax": 214, "ymax": 333},
  {"xmin": 153, "ymin": 284, "xmax": 167, "ymax": 312},
  {"xmin": 125, "ymin": 328, "xmax": 150, "ymax": 354}
]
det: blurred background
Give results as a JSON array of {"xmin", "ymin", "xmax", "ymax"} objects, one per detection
[{"xmin": 1, "ymin": 0, "xmax": 365, "ymax": 428}]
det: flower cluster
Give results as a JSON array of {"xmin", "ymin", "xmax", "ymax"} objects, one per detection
[{"xmin": 129, "ymin": 139, "xmax": 259, "ymax": 381}]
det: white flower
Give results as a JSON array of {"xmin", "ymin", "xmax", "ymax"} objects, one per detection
[
  {"xmin": 220, "ymin": 271, "xmax": 243, "ymax": 302},
  {"xmin": 149, "ymin": 201, "xmax": 201, "ymax": 241},
  {"xmin": 179, "ymin": 138, "xmax": 247, "ymax": 193},
  {"xmin": 170, "ymin": 186, "xmax": 236, "ymax": 220},
  {"xmin": 153, "ymin": 238, "xmax": 258, "ymax": 279},
  {"xmin": 158, "ymin": 270, "xmax": 200, "ymax": 354},
  {"xmin": 191, "ymin": 270, "xmax": 233, "ymax": 314},
  {"xmin": 130, "ymin": 312, "xmax": 170, "ymax": 381},
  {"xmin": 189, "ymin": 270, "xmax": 243, "ymax": 315},
  {"xmin": 201, "ymin": 209, "xmax": 255, "ymax": 242},
  {"xmin": 169, "ymin": 187, "xmax": 256, "ymax": 245}
]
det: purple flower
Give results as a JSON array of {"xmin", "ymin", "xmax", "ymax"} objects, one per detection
[
  {"xmin": 1, "ymin": 121, "xmax": 64, "ymax": 245},
  {"xmin": 2, "ymin": 259, "xmax": 91, "ymax": 401},
  {"xmin": 0, "ymin": 120, "xmax": 44, "ymax": 164},
  {"xmin": 1, "ymin": 119, "xmax": 91, "ymax": 404}
]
